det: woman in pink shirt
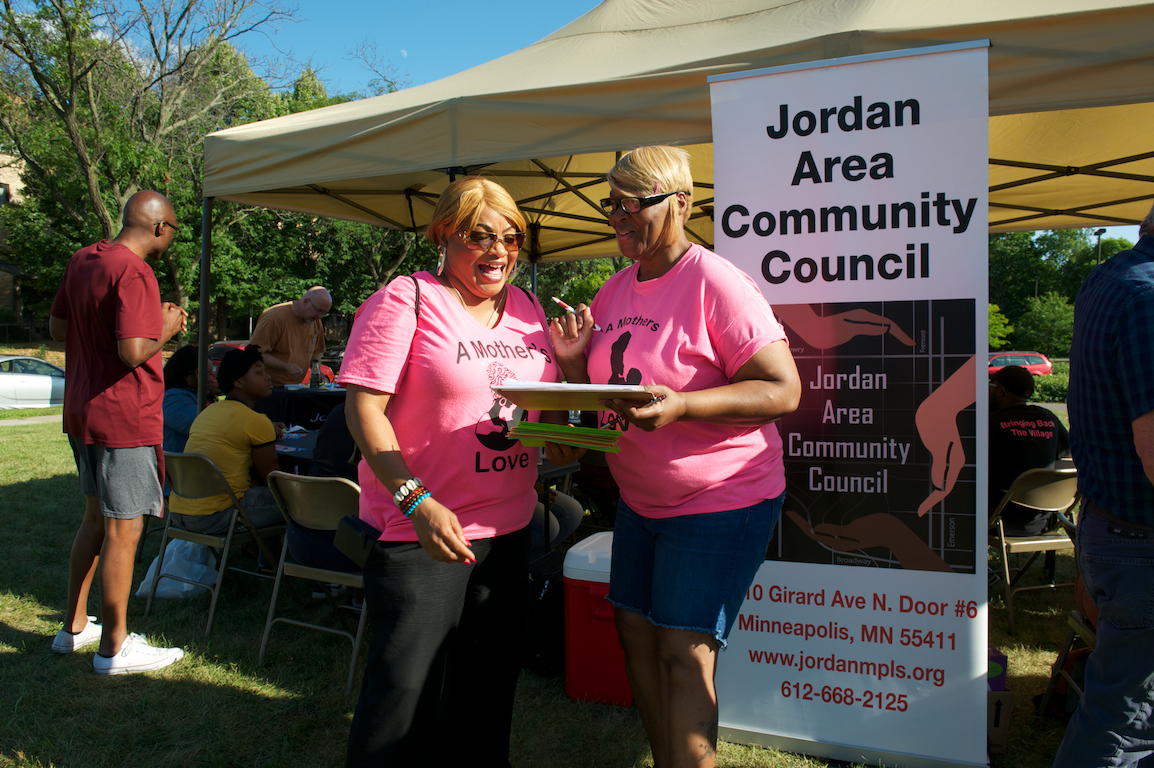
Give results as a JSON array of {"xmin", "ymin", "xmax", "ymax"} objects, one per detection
[
  {"xmin": 339, "ymin": 178, "xmax": 567, "ymax": 766},
  {"xmin": 553, "ymin": 146, "xmax": 801, "ymax": 768}
]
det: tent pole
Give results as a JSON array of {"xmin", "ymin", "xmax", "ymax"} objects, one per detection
[
  {"xmin": 197, "ymin": 196, "xmax": 214, "ymax": 413},
  {"xmin": 529, "ymin": 221, "xmax": 541, "ymax": 296}
]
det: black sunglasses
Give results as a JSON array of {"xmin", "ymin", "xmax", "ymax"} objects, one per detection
[
  {"xmin": 456, "ymin": 230, "xmax": 526, "ymax": 252},
  {"xmin": 599, "ymin": 191, "xmax": 685, "ymax": 215}
]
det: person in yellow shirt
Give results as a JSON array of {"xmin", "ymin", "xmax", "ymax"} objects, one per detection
[{"xmin": 169, "ymin": 345, "xmax": 285, "ymax": 546}]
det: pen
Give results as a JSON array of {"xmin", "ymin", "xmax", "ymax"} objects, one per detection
[
  {"xmin": 552, "ymin": 296, "xmax": 603, "ymax": 331},
  {"xmin": 603, "ymin": 394, "xmax": 667, "ymax": 430}
]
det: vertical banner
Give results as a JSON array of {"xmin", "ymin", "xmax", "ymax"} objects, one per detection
[{"xmin": 709, "ymin": 43, "xmax": 989, "ymax": 767}]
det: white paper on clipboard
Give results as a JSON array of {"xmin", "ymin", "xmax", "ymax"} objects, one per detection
[{"xmin": 492, "ymin": 380, "xmax": 652, "ymax": 411}]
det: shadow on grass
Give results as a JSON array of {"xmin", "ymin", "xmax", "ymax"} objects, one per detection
[
  {"xmin": 1, "ymin": 473, "xmax": 658, "ymax": 768},
  {"xmin": 1, "ymin": 455, "xmax": 927, "ymax": 767},
  {"xmin": 987, "ymin": 549, "xmax": 1082, "ymax": 768}
]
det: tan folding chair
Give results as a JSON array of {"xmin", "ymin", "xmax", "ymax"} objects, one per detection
[
  {"xmin": 1037, "ymin": 510, "xmax": 1097, "ymax": 716},
  {"xmin": 1037, "ymin": 609, "xmax": 1097, "ymax": 716},
  {"xmin": 989, "ymin": 467, "xmax": 1079, "ymax": 633},
  {"xmin": 259, "ymin": 471, "xmax": 366, "ymax": 695},
  {"xmin": 146, "ymin": 452, "xmax": 286, "ymax": 636}
]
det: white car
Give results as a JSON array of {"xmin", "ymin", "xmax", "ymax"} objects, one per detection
[{"xmin": 0, "ymin": 355, "xmax": 65, "ymax": 409}]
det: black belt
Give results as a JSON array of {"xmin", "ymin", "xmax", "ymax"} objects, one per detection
[{"xmin": 1083, "ymin": 498, "xmax": 1154, "ymax": 533}]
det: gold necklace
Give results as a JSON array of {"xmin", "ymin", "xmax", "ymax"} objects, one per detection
[{"xmin": 443, "ymin": 277, "xmax": 506, "ymax": 328}]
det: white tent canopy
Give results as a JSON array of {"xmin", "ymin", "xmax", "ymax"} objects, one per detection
[{"xmin": 203, "ymin": 0, "xmax": 1154, "ymax": 264}]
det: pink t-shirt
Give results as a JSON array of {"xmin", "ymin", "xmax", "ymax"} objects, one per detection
[
  {"xmin": 338, "ymin": 272, "xmax": 560, "ymax": 541},
  {"xmin": 587, "ymin": 244, "xmax": 788, "ymax": 518}
]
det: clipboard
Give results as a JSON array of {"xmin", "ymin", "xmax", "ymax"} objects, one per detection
[{"xmin": 492, "ymin": 380, "xmax": 652, "ymax": 411}]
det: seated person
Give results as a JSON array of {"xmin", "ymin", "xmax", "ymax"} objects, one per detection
[
  {"xmin": 989, "ymin": 365, "xmax": 1071, "ymax": 535},
  {"xmin": 169, "ymin": 345, "xmax": 286, "ymax": 547},
  {"xmin": 163, "ymin": 344, "xmax": 210, "ymax": 454},
  {"xmin": 287, "ymin": 402, "xmax": 359, "ymax": 574},
  {"xmin": 532, "ymin": 483, "xmax": 585, "ymax": 559},
  {"xmin": 308, "ymin": 402, "xmax": 358, "ymax": 482}
]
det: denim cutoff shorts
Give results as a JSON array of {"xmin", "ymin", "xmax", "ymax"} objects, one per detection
[{"xmin": 607, "ymin": 494, "xmax": 783, "ymax": 648}]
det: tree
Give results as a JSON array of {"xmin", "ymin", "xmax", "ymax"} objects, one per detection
[
  {"xmin": 0, "ymin": 0, "xmax": 297, "ymax": 327},
  {"xmin": 511, "ymin": 257, "xmax": 627, "ymax": 323},
  {"xmin": 988, "ymin": 304, "xmax": 1012, "ymax": 350},
  {"xmin": 988, "ymin": 232, "xmax": 1047, "ymax": 325},
  {"xmin": 988, "ymin": 228, "xmax": 1136, "ymax": 338},
  {"xmin": 0, "ymin": 0, "xmax": 294, "ymax": 237},
  {"xmin": 1014, "ymin": 292, "xmax": 1075, "ymax": 358}
]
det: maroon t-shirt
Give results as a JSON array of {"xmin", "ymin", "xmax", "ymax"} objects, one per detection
[{"xmin": 50, "ymin": 241, "xmax": 164, "ymax": 447}]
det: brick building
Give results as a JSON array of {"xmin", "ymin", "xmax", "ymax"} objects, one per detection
[{"xmin": 0, "ymin": 154, "xmax": 25, "ymax": 321}]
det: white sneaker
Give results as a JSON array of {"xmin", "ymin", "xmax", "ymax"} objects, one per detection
[
  {"xmin": 51, "ymin": 616, "xmax": 102, "ymax": 653},
  {"xmin": 92, "ymin": 633, "xmax": 184, "ymax": 675}
]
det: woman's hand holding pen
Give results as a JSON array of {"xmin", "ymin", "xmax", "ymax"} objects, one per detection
[
  {"xmin": 408, "ymin": 498, "xmax": 475, "ymax": 564},
  {"xmin": 604, "ymin": 385, "xmax": 683, "ymax": 432},
  {"xmin": 549, "ymin": 301, "xmax": 595, "ymax": 364}
]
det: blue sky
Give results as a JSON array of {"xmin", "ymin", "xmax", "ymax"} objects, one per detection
[{"xmin": 238, "ymin": 0, "xmax": 603, "ymax": 94}]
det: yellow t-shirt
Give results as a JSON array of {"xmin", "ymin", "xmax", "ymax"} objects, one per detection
[
  {"xmin": 169, "ymin": 400, "xmax": 277, "ymax": 516},
  {"xmin": 249, "ymin": 302, "xmax": 325, "ymax": 386}
]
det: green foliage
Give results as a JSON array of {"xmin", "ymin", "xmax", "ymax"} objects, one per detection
[
  {"xmin": 988, "ymin": 304, "xmax": 1013, "ymax": 350},
  {"xmin": 512, "ymin": 257, "xmax": 627, "ymax": 322},
  {"xmin": 988, "ymin": 230, "xmax": 1133, "ymax": 338},
  {"xmin": 1014, "ymin": 292, "xmax": 1075, "ymax": 358},
  {"xmin": 988, "ymin": 232, "xmax": 1044, "ymax": 324},
  {"xmin": 1032, "ymin": 370, "xmax": 1069, "ymax": 403},
  {"xmin": 0, "ymin": 0, "xmax": 302, "ymax": 322}
]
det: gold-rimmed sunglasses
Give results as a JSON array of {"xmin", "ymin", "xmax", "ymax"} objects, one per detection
[{"xmin": 456, "ymin": 230, "xmax": 526, "ymax": 252}]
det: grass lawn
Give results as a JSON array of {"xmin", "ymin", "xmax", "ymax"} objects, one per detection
[
  {"xmin": 0, "ymin": 420, "xmax": 1081, "ymax": 767},
  {"xmin": 0, "ymin": 406, "xmax": 62, "ymax": 420}
]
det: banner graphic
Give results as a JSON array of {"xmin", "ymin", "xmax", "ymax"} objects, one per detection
[{"xmin": 709, "ymin": 43, "xmax": 989, "ymax": 767}]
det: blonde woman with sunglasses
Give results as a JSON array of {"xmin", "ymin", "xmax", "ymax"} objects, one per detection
[
  {"xmin": 552, "ymin": 147, "xmax": 801, "ymax": 768},
  {"xmin": 340, "ymin": 177, "xmax": 573, "ymax": 766}
]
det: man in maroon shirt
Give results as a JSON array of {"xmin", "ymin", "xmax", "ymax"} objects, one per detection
[{"xmin": 49, "ymin": 191, "xmax": 188, "ymax": 675}]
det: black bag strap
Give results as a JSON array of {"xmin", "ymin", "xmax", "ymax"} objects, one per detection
[{"xmin": 410, "ymin": 274, "xmax": 421, "ymax": 318}]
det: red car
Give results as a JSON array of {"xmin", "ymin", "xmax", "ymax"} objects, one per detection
[
  {"xmin": 988, "ymin": 351, "xmax": 1053, "ymax": 377},
  {"xmin": 207, "ymin": 340, "xmax": 336, "ymax": 393}
]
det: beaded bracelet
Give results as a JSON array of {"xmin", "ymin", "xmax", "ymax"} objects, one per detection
[
  {"xmin": 393, "ymin": 477, "xmax": 424, "ymax": 506},
  {"xmin": 402, "ymin": 491, "xmax": 431, "ymax": 517},
  {"xmin": 397, "ymin": 484, "xmax": 427, "ymax": 514}
]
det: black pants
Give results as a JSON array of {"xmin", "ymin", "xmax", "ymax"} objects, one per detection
[{"xmin": 346, "ymin": 526, "xmax": 531, "ymax": 768}]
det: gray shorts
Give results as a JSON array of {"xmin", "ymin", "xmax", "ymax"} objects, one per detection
[{"xmin": 68, "ymin": 436, "xmax": 164, "ymax": 519}]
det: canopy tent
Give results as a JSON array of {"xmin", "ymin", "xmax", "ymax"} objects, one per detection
[{"xmin": 203, "ymin": 0, "xmax": 1154, "ymax": 266}]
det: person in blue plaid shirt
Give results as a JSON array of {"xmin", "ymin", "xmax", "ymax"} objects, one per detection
[{"xmin": 1055, "ymin": 206, "xmax": 1154, "ymax": 767}]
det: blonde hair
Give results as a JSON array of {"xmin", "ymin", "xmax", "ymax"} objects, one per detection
[
  {"xmin": 425, "ymin": 177, "xmax": 526, "ymax": 247},
  {"xmin": 607, "ymin": 146, "xmax": 694, "ymax": 249}
]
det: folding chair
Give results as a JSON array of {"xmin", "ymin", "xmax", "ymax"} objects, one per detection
[
  {"xmin": 988, "ymin": 467, "xmax": 1079, "ymax": 633},
  {"xmin": 146, "ymin": 452, "xmax": 286, "ymax": 636},
  {"xmin": 135, "ymin": 505, "xmax": 165, "ymax": 564},
  {"xmin": 259, "ymin": 471, "xmax": 366, "ymax": 695},
  {"xmin": 1037, "ymin": 609, "xmax": 1097, "ymax": 716}
]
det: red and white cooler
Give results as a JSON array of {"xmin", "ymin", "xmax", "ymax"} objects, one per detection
[{"xmin": 563, "ymin": 531, "xmax": 634, "ymax": 706}]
